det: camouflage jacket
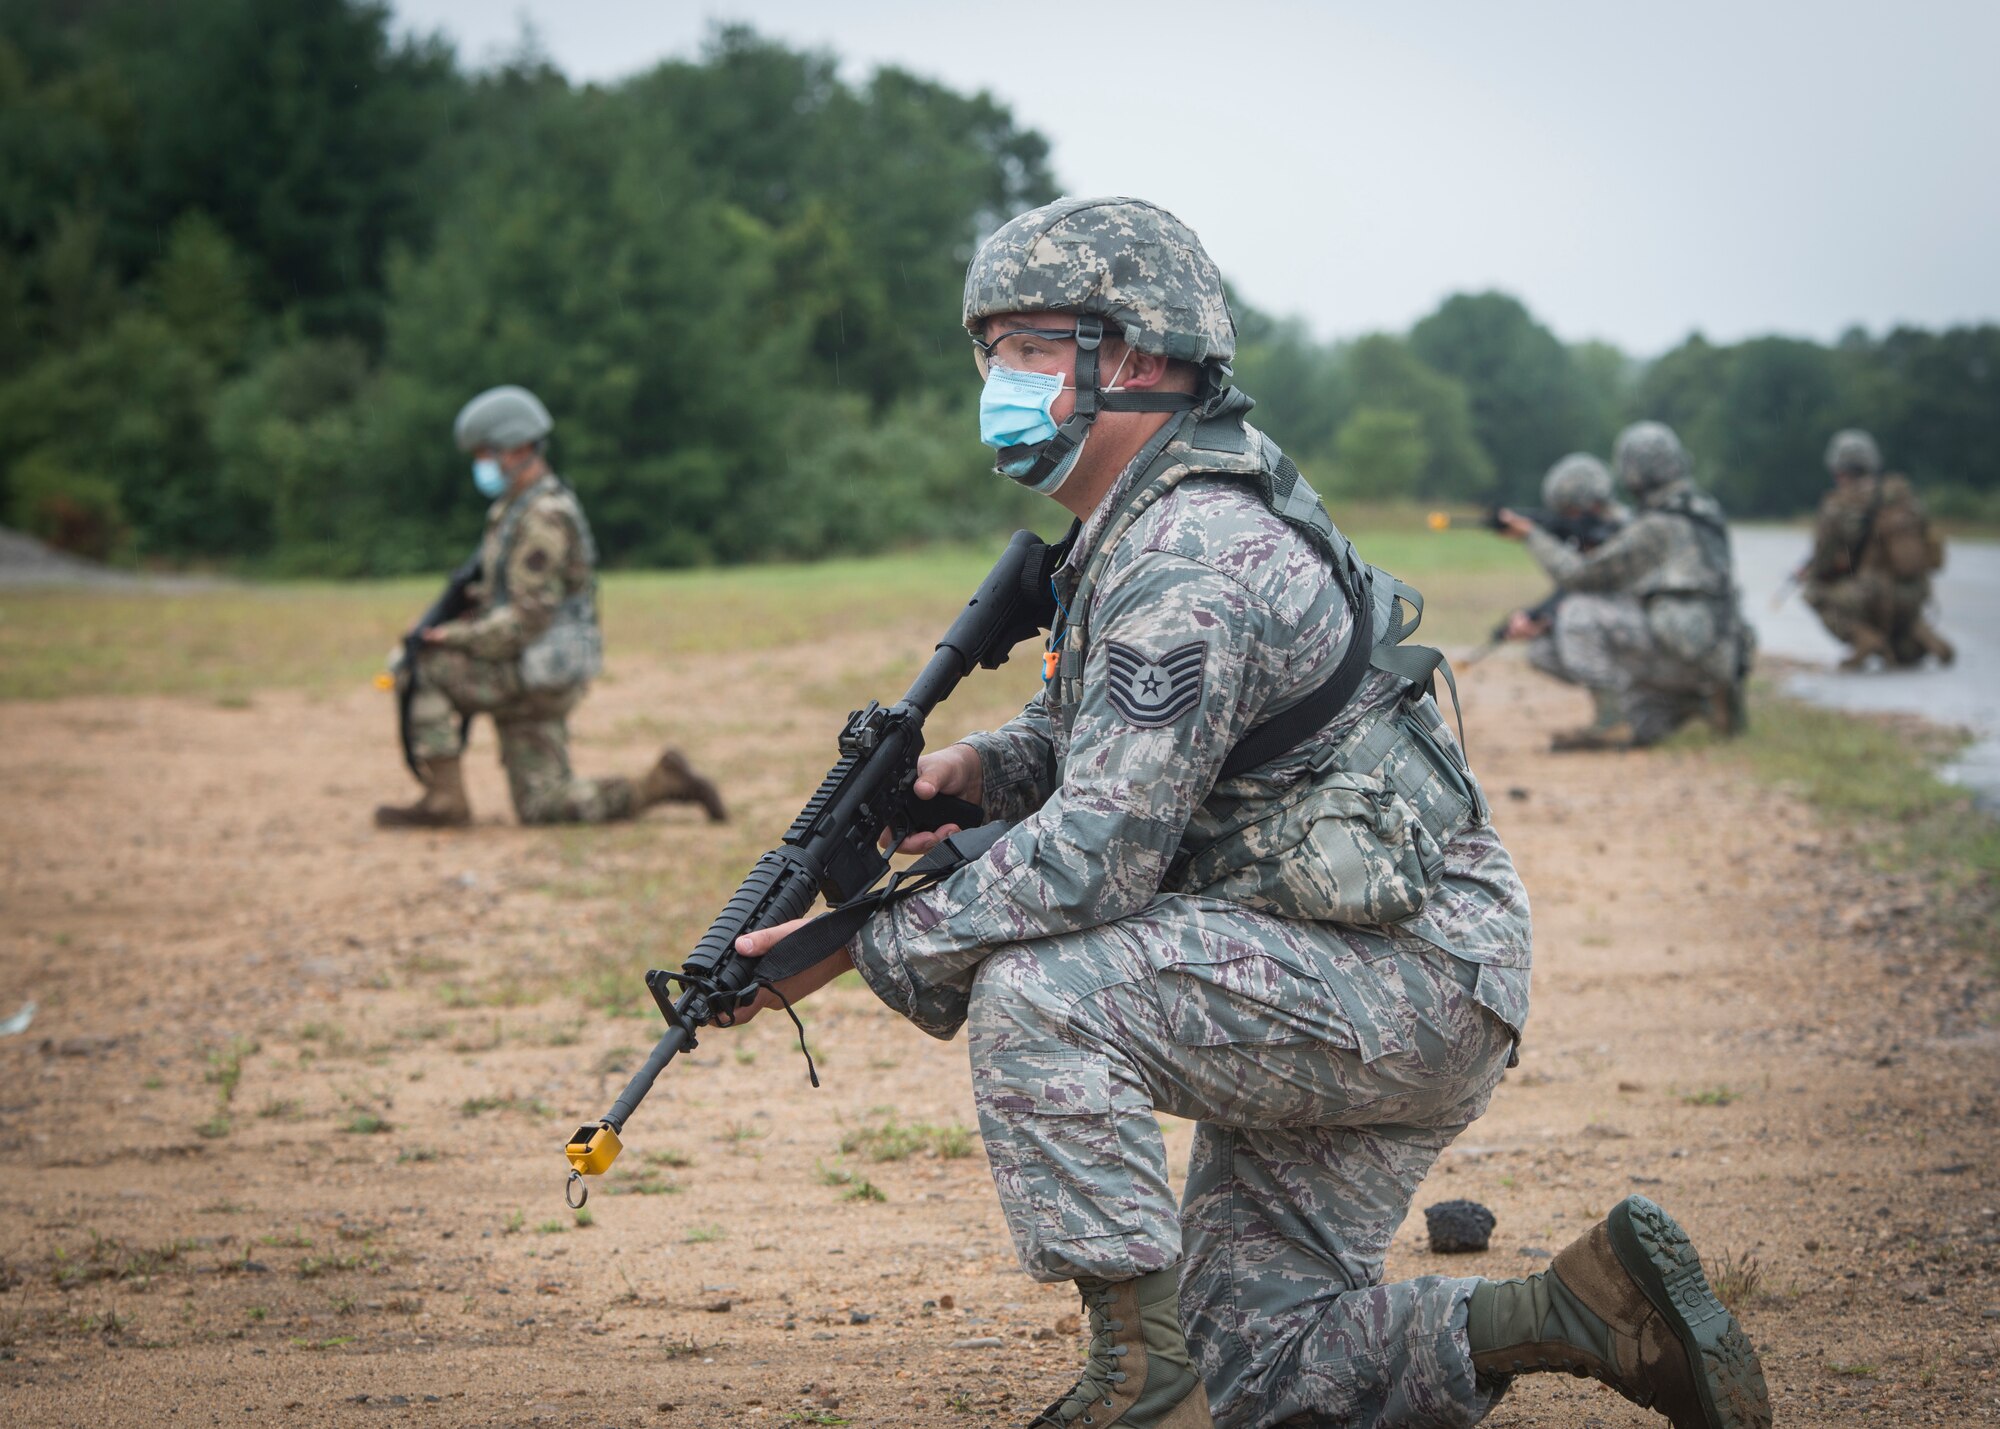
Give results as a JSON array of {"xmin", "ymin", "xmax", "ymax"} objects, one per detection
[
  {"xmin": 1809, "ymin": 474, "xmax": 1925, "ymax": 584},
  {"xmin": 1525, "ymin": 479, "xmax": 1738, "ymax": 665},
  {"xmin": 849, "ymin": 408, "xmax": 1532, "ymax": 1042},
  {"xmin": 430, "ymin": 475, "xmax": 599, "ymax": 668}
]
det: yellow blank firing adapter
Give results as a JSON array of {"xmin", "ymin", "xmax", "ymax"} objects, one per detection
[
  {"xmin": 374, "ymin": 672, "xmax": 396, "ymax": 691},
  {"xmin": 1426, "ymin": 510, "xmax": 1452, "ymax": 532},
  {"xmin": 565, "ymin": 1122, "xmax": 622, "ymax": 1177},
  {"xmin": 563, "ymin": 1122, "xmax": 622, "ymax": 1208}
]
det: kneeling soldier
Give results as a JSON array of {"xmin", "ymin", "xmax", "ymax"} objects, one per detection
[
  {"xmin": 731, "ymin": 200, "xmax": 1769, "ymax": 1428},
  {"xmin": 376, "ymin": 385, "xmax": 726, "ymax": 829}
]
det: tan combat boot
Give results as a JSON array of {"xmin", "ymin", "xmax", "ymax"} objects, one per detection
[
  {"xmin": 1467, "ymin": 1195, "xmax": 1771, "ymax": 1429},
  {"xmin": 1911, "ymin": 619, "xmax": 1956, "ymax": 666},
  {"xmin": 1837, "ymin": 625, "xmax": 1891, "ymax": 671},
  {"xmin": 637, "ymin": 747, "xmax": 728, "ymax": 822},
  {"xmin": 1029, "ymin": 1267, "xmax": 1209, "ymax": 1429},
  {"xmin": 1549, "ymin": 720, "xmax": 1639, "ymax": 753},
  {"xmin": 1551, "ymin": 691, "xmax": 1639, "ymax": 753},
  {"xmin": 374, "ymin": 756, "xmax": 471, "ymax": 828}
]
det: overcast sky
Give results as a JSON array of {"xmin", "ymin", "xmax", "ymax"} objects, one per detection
[{"xmin": 391, "ymin": 1, "xmax": 2000, "ymax": 356}]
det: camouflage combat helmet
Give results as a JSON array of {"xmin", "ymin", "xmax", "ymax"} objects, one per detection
[
  {"xmin": 1541, "ymin": 453, "xmax": 1615, "ymax": 511},
  {"xmin": 1824, "ymin": 428, "xmax": 1882, "ymax": 476},
  {"xmin": 963, "ymin": 196, "xmax": 1236, "ymax": 368},
  {"xmin": 454, "ymin": 385, "xmax": 553, "ymax": 452},
  {"xmin": 961, "ymin": 197, "xmax": 1222, "ymax": 490},
  {"xmin": 1613, "ymin": 421, "xmax": 1690, "ymax": 492}
]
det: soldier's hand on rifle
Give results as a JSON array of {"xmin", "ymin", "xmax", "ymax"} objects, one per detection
[
  {"xmin": 1493, "ymin": 508, "xmax": 1535, "ymax": 540},
  {"xmin": 724, "ymin": 921, "xmax": 854, "ymax": 1025},
  {"xmin": 885, "ymin": 744, "xmax": 985, "ymax": 856},
  {"xmin": 1504, "ymin": 610, "xmax": 1549, "ymax": 641}
]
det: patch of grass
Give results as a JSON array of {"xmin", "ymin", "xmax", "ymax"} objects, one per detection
[
  {"xmin": 339, "ymin": 1109, "xmax": 392, "ymax": 1135},
  {"xmin": 842, "ymin": 1179, "xmax": 887, "ymax": 1203},
  {"xmin": 396, "ymin": 1147, "xmax": 441, "ymax": 1164},
  {"xmin": 1681, "ymin": 1086, "xmax": 1737, "ymax": 1108},
  {"xmin": 1703, "ymin": 1248, "xmax": 1764, "ymax": 1311},
  {"xmin": 572, "ymin": 1206, "xmax": 595, "ymax": 1228},
  {"xmin": 246, "ymin": 1306, "xmax": 267, "ymax": 1322},
  {"xmin": 290, "ymin": 1334, "xmax": 355, "ymax": 1350},
  {"xmin": 683, "ymin": 1224, "xmax": 724, "ymax": 1244},
  {"xmin": 295, "ymin": 1254, "xmax": 362, "ymax": 1280},
  {"xmin": 194, "ymin": 1112, "xmax": 232, "ymax": 1139},
  {"xmin": 260, "ymin": 1229, "xmax": 313, "ymax": 1250},
  {"xmin": 503, "ymin": 1211, "xmax": 525, "ymax": 1236},
  {"xmin": 839, "ymin": 1118, "xmax": 975, "ymax": 1163},
  {"xmin": 0, "ymin": 532, "xmax": 1533, "ymax": 703},
  {"xmin": 1704, "ymin": 684, "xmax": 2000, "ymax": 960},
  {"xmin": 1827, "ymin": 1361, "xmax": 1879, "ymax": 1378},
  {"xmin": 533, "ymin": 1219, "xmax": 568, "ymax": 1236},
  {"xmin": 606, "ymin": 1173, "xmax": 681, "ymax": 1197},
  {"xmin": 256, "ymin": 1097, "xmax": 302, "ymax": 1120},
  {"xmin": 458, "ymin": 1094, "xmax": 552, "ymax": 1118},
  {"xmin": 643, "ymin": 1148, "xmax": 692, "ymax": 1169}
]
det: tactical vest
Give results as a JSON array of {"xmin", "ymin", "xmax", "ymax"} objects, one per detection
[
  {"xmin": 1050, "ymin": 397, "xmax": 1488, "ymax": 927},
  {"xmin": 489, "ymin": 476, "xmax": 604, "ymax": 691},
  {"xmin": 1630, "ymin": 485, "xmax": 1739, "ymax": 672},
  {"xmin": 1859, "ymin": 476, "xmax": 1944, "ymax": 581}
]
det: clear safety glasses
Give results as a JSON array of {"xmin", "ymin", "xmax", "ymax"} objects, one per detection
[{"xmin": 969, "ymin": 326, "xmax": 1083, "ymax": 380}]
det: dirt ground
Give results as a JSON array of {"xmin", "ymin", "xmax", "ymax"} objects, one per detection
[{"xmin": 1, "ymin": 624, "xmax": 1996, "ymax": 1428}]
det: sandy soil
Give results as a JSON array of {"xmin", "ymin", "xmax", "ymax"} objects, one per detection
[{"xmin": 1, "ymin": 630, "xmax": 1996, "ymax": 1428}]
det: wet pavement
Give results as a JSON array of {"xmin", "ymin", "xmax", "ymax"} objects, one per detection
[{"xmin": 1733, "ymin": 525, "xmax": 2000, "ymax": 808}]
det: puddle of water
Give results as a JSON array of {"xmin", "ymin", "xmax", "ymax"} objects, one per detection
[{"xmin": 1734, "ymin": 526, "xmax": 1999, "ymax": 809}]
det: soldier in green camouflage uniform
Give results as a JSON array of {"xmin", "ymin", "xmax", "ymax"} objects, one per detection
[
  {"xmin": 1498, "ymin": 423, "xmax": 1751, "ymax": 750},
  {"xmin": 375, "ymin": 386, "xmax": 727, "ymax": 829},
  {"xmin": 1801, "ymin": 429, "xmax": 1953, "ymax": 669},
  {"xmin": 733, "ymin": 200, "xmax": 1768, "ymax": 1429}
]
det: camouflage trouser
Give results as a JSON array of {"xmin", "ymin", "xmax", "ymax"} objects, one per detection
[
  {"xmin": 967, "ymin": 898, "xmax": 1518, "ymax": 1428},
  {"xmin": 1803, "ymin": 575, "xmax": 1928, "ymax": 658},
  {"xmin": 408, "ymin": 648, "xmax": 638, "ymax": 824},
  {"xmin": 1525, "ymin": 592, "xmax": 1714, "ymax": 744}
]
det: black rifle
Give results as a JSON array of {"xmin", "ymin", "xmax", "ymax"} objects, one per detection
[
  {"xmin": 1483, "ymin": 504, "xmax": 1622, "ymax": 552},
  {"xmin": 1462, "ymin": 505, "xmax": 1622, "ymax": 666},
  {"xmin": 561, "ymin": 529, "xmax": 1065, "ymax": 1198},
  {"xmin": 394, "ymin": 548, "xmax": 482, "ymax": 777}
]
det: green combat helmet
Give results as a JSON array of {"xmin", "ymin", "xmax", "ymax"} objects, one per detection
[
  {"xmin": 1824, "ymin": 428, "xmax": 1881, "ymax": 476},
  {"xmin": 1613, "ymin": 421, "xmax": 1690, "ymax": 494},
  {"xmin": 454, "ymin": 385, "xmax": 553, "ymax": 452},
  {"xmin": 962, "ymin": 197, "xmax": 1230, "ymax": 488},
  {"xmin": 1542, "ymin": 452, "xmax": 1615, "ymax": 511}
]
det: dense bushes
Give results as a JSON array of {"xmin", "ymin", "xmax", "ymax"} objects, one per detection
[{"xmin": 0, "ymin": 3, "xmax": 1992, "ymax": 570}]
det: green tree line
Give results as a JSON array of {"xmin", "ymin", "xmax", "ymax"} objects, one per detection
[{"xmin": 2, "ymin": 1, "xmax": 1995, "ymax": 572}]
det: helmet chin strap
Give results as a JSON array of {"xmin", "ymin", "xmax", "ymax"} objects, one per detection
[{"xmin": 999, "ymin": 314, "xmax": 1200, "ymax": 488}]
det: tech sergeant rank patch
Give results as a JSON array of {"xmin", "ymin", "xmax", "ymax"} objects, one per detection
[{"xmin": 1104, "ymin": 640, "xmax": 1205, "ymax": 727}]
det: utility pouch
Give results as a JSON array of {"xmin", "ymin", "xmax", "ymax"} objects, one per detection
[
  {"xmin": 1874, "ymin": 504, "xmax": 1937, "ymax": 580},
  {"xmin": 1171, "ymin": 697, "xmax": 1482, "ymax": 925},
  {"xmin": 520, "ymin": 596, "xmax": 604, "ymax": 690}
]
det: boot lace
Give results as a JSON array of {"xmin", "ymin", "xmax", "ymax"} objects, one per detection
[{"xmin": 1032, "ymin": 1282, "xmax": 1131, "ymax": 1426}]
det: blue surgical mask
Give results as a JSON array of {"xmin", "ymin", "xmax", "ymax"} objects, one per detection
[
  {"xmin": 977, "ymin": 352, "xmax": 1132, "ymax": 495},
  {"xmin": 979, "ymin": 366, "xmax": 1064, "ymax": 455},
  {"xmin": 978, "ymin": 365, "xmax": 1088, "ymax": 494},
  {"xmin": 472, "ymin": 457, "xmax": 507, "ymax": 499}
]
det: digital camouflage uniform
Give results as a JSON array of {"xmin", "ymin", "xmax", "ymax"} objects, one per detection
[
  {"xmin": 1522, "ymin": 434, "xmax": 1747, "ymax": 746},
  {"xmin": 850, "ymin": 387, "xmax": 1532, "ymax": 1425},
  {"xmin": 411, "ymin": 475, "xmax": 636, "ymax": 824}
]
